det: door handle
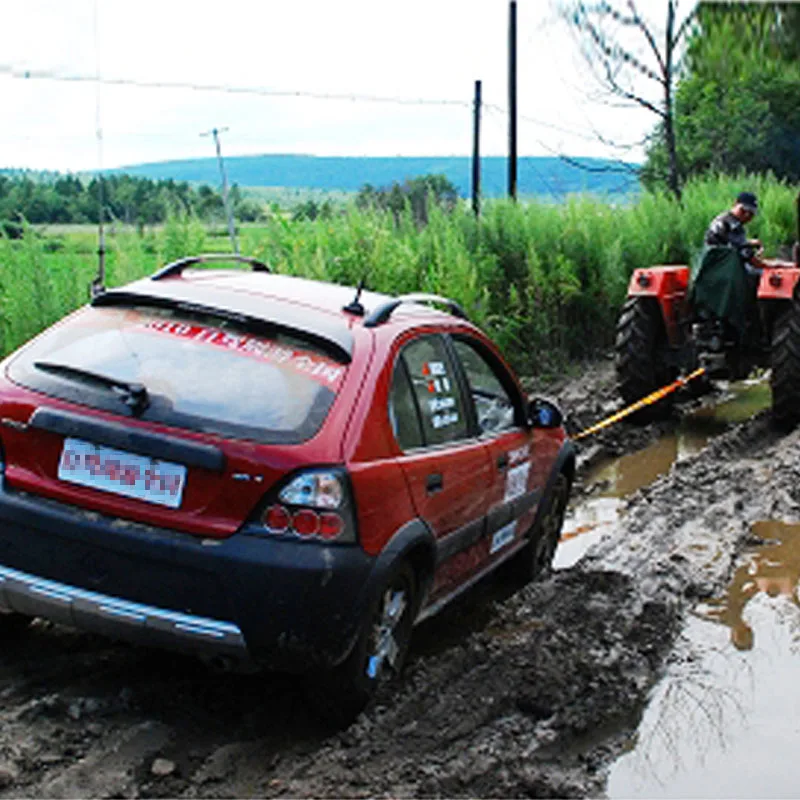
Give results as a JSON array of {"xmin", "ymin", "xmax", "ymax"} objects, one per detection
[
  {"xmin": 426, "ymin": 473, "xmax": 444, "ymax": 493},
  {"xmin": 496, "ymin": 453, "xmax": 509, "ymax": 470}
]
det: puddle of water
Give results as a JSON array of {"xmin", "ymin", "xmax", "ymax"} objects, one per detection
[
  {"xmin": 608, "ymin": 520, "xmax": 800, "ymax": 799},
  {"xmin": 589, "ymin": 379, "xmax": 770, "ymax": 500},
  {"xmin": 697, "ymin": 378, "xmax": 772, "ymax": 426},
  {"xmin": 697, "ymin": 520, "xmax": 800, "ymax": 651},
  {"xmin": 555, "ymin": 497, "xmax": 622, "ymax": 570},
  {"xmin": 556, "ymin": 380, "xmax": 771, "ymax": 569}
]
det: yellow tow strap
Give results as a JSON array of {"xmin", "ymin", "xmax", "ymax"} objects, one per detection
[{"xmin": 572, "ymin": 367, "xmax": 707, "ymax": 441}]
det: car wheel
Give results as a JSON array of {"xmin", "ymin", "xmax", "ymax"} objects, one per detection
[
  {"xmin": 0, "ymin": 610, "xmax": 33, "ymax": 639},
  {"xmin": 307, "ymin": 560, "xmax": 417, "ymax": 729},
  {"xmin": 513, "ymin": 473, "xmax": 570, "ymax": 584}
]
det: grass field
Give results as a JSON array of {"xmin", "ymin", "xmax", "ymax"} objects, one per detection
[{"xmin": 3, "ymin": 174, "xmax": 797, "ymax": 377}]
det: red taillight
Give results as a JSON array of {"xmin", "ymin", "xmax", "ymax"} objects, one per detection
[
  {"xmin": 319, "ymin": 512, "xmax": 344, "ymax": 539},
  {"xmin": 291, "ymin": 509, "xmax": 320, "ymax": 537},
  {"xmin": 258, "ymin": 469, "xmax": 355, "ymax": 543},
  {"xmin": 259, "ymin": 504, "xmax": 348, "ymax": 542},
  {"xmin": 264, "ymin": 504, "xmax": 291, "ymax": 533}
]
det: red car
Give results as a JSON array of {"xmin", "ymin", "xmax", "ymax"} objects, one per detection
[{"xmin": 0, "ymin": 255, "xmax": 573, "ymax": 724}]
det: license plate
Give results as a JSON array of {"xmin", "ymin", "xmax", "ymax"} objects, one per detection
[{"xmin": 58, "ymin": 437, "xmax": 186, "ymax": 509}]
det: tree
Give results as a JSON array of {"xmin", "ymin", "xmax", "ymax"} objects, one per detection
[
  {"xmin": 0, "ymin": 172, "xmax": 241, "ymax": 227},
  {"xmin": 643, "ymin": 3, "xmax": 800, "ymax": 186},
  {"xmin": 356, "ymin": 174, "xmax": 459, "ymax": 225},
  {"xmin": 567, "ymin": 0, "xmax": 695, "ymax": 200}
]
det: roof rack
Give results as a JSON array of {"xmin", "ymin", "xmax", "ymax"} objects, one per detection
[
  {"xmin": 151, "ymin": 254, "xmax": 271, "ymax": 281},
  {"xmin": 363, "ymin": 293, "xmax": 469, "ymax": 328}
]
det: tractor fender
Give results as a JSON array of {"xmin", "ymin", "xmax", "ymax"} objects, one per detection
[
  {"xmin": 757, "ymin": 267, "xmax": 800, "ymax": 301},
  {"xmin": 627, "ymin": 265, "xmax": 690, "ymax": 347}
]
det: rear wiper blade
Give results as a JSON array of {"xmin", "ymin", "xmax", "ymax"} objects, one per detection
[{"xmin": 34, "ymin": 361, "xmax": 149, "ymax": 415}]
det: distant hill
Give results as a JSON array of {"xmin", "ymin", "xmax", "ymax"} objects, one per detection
[{"xmin": 111, "ymin": 155, "xmax": 639, "ymax": 199}]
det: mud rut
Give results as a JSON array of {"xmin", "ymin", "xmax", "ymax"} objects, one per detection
[{"xmin": 1, "ymin": 359, "xmax": 798, "ymax": 799}]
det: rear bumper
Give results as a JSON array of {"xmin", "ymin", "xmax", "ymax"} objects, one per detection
[
  {"xmin": 0, "ymin": 562, "xmax": 249, "ymax": 662},
  {"xmin": 0, "ymin": 481, "xmax": 375, "ymax": 672}
]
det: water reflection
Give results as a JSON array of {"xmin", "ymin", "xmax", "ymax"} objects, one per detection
[
  {"xmin": 697, "ymin": 521, "xmax": 800, "ymax": 651},
  {"xmin": 608, "ymin": 519, "xmax": 800, "ymax": 799},
  {"xmin": 555, "ymin": 497, "xmax": 621, "ymax": 570}
]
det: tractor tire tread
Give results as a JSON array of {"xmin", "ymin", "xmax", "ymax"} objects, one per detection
[
  {"xmin": 772, "ymin": 299, "xmax": 800, "ymax": 427},
  {"xmin": 615, "ymin": 297, "xmax": 676, "ymax": 421}
]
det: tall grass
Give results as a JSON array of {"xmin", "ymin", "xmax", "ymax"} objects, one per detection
[{"xmin": 1, "ymin": 175, "xmax": 796, "ymax": 376}]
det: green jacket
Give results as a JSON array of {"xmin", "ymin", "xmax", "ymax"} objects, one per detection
[{"xmin": 690, "ymin": 245, "xmax": 750, "ymax": 334}]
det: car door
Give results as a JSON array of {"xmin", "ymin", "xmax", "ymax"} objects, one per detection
[
  {"xmin": 448, "ymin": 336, "xmax": 541, "ymax": 563},
  {"xmin": 388, "ymin": 334, "xmax": 494, "ymax": 598}
]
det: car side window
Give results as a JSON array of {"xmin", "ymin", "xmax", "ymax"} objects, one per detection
[
  {"xmin": 396, "ymin": 336, "xmax": 469, "ymax": 447},
  {"xmin": 451, "ymin": 338, "xmax": 518, "ymax": 435},
  {"xmin": 389, "ymin": 358, "xmax": 424, "ymax": 451}
]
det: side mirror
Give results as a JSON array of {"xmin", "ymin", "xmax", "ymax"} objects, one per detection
[{"xmin": 528, "ymin": 397, "xmax": 564, "ymax": 429}]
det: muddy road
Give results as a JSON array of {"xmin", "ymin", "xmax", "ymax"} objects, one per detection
[{"xmin": 1, "ymin": 360, "xmax": 797, "ymax": 798}]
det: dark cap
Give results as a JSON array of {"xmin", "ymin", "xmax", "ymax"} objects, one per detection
[{"xmin": 736, "ymin": 191, "xmax": 758, "ymax": 214}]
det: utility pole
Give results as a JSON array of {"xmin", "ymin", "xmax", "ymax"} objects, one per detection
[
  {"xmin": 200, "ymin": 126, "xmax": 238, "ymax": 254},
  {"xmin": 472, "ymin": 80, "xmax": 482, "ymax": 217},
  {"xmin": 508, "ymin": 0, "xmax": 518, "ymax": 201}
]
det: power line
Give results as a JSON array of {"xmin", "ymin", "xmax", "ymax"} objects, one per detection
[
  {"xmin": 1, "ymin": 62, "xmax": 633, "ymax": 151},
  {"xmin": 1, "ymin": 62, "xmax": 641, "ymax": 186},
  {"xmin": 0, "ymin": 64, "xmax": 472, "ymax": 109},
  {"xmin": 484, "ymin": 102, "xmax": 602, "ymax": 143}
]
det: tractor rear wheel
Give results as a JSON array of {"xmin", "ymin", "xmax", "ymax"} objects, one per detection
[
  {"xmin": 771, "ymin": 298, "xmax": 800, "ymax": 428},
  {"xmin": 615, "ymin": 297, "xmax": 677, "ymax": 421}
]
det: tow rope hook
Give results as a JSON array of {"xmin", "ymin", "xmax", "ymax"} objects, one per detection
[{"xmin": 572, "ymin": 367, "xmax": 707, "ymax": 441}]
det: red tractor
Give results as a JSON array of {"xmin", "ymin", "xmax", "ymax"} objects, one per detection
[{"xmin": 616, "ymin": 194, "xmax": 800, "ymax": 425}]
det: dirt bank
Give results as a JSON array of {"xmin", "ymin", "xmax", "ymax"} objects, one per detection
[{"xmin": 1, "ymin": 359, "xmax": 794, "ymax": 798}]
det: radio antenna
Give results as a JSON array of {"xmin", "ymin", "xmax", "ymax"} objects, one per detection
[
  {"xmin": 90, "ymin": 0, "xmax": 106, "ymax": 299},
  {"xmin": 343, "ymin": 277, "xmax": 367, "ymax": 316}
]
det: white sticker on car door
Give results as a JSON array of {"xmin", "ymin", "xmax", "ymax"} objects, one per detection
[
  {"xmin": 504, "ymin": 461, "xmax": 530, "ymax": 502},
  {"xmin": 490, "ymin": 521, "xmax": 517, "ymax": 554}
]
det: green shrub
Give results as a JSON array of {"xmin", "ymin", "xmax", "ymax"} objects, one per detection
[{"xmin": 2, "ymin": 175, "xmax": 795, "ymax": 376}]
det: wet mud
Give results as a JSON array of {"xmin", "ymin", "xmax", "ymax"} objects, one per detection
[{"xmin": 0, "ymin": 358, "xmax": 795, "ymax": 798}]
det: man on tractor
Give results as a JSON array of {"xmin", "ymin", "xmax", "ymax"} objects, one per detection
[
  {"xmin": 704, "ymin": 191, "xmax": 764, "ymax": 268},
  {"xmin": 691, "ymin": 191, "xmax": 766, "ymax": 356}
]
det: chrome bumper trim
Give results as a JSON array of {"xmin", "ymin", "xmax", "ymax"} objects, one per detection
[{"xmin": 0, "ymin": 563, "xmax": 247, "ymax": 656}]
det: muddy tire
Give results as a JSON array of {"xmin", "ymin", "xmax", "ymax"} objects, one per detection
[
  {"xmin": 512, "ymin": 472, "xmax": 570, "ymax": 584},
  {"xmin": 0, "ymin": 611, "xmax": 32, "ymax": 639},
  {"xmin": 307, "ymin": 560, "xmax": 417, "ymax": 728},
  {"xmin": 771, "ymin": 298, "xmax": 800, "ymax": 428},
  {"xmin": 615, "ymin": 297, "xmax": 677, "ymax": 421}
]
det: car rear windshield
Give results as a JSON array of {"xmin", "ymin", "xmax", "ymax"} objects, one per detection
[{"xmin": 7, "ymin": 305, "xmax": 348, "ymax": 445}]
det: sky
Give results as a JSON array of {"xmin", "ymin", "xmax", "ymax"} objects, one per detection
[{"xmin": 0, "ymin": 0, "xmax": 669, "ymax": 172}]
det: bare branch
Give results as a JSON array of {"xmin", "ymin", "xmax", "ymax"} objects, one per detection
[
  {"xmin": 601, "ymin": 58, "xmax": 666, "ymax": 118},
  {"xmin": 627, "ymin": 0, "xmax": 667, "ymax": 76},
  {"xmin": 557, "ymin": 152, "xmax": 640, "ymax": 175},
  {"xmin": 586, "ymin": 119, "xmax": 650, "ymax": 151},
  {"xmin": 672, "ymin": 5, "xmax": 697, "ymax": 48},
  {"xmin": 566, "ymin": 0, "xmax": 683, "ymax": 199},
  {"xmin": 580, "ymin": 10, "xmax": 664, "ymax": 85}
]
